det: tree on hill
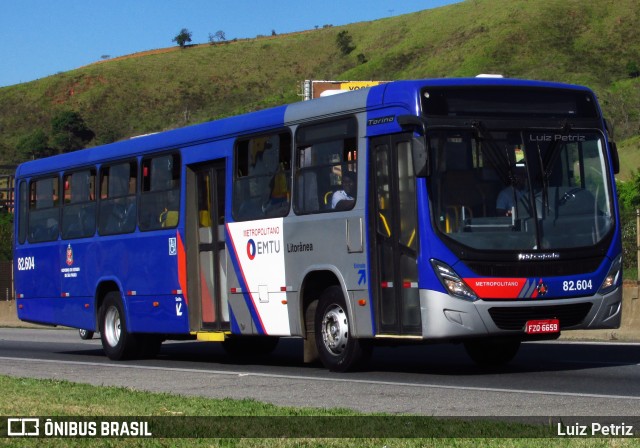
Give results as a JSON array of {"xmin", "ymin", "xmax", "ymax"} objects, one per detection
[
  {"xmin": 51, "ymin": 110, "xmax": 95, "ymax": 154},
  {"xmin": 16, "ymin": 129, "xmax": 51, "ymax": 161},
  {"xmin": 208, "ymin": 30, "xmax": 226, "ymax": 45},
  {"xmin": 173, "ymin": 28, "xmax": 193, "ymax": 48},
  {"xmin": 336, "ymin": 30, "xmax": 355, "ymax": 55}
]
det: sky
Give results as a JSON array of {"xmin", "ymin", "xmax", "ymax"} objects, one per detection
[{"xmin": 1, "ymin": 0, "xmax": 461, "ymax": 88}]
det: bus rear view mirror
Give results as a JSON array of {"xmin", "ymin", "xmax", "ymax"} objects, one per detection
[
  {"xmin": 411, "ymin": 136, "xmax": 429, "ymax": 177},
  {"xmin": 610, "ymin": 140, "xmax": 620, "ymax": 174},
  {"xmin": 397, "ymin": 115, "xmax": 429, "ymax": 177},
  {"xmin": 604, "ymin": 118, "xmax": 619, "ymax": 174}
]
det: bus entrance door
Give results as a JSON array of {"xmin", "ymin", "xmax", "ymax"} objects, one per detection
[
  {"xmin": 370, "ymin": 135, "xmax": 421, "ymax": 336},
  {"xmin": 187, "ymin": 162, "xmax": 229, "ymax": 331}
]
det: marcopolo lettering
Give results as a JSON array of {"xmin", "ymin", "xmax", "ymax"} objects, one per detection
[{"xmin": 518, "ymin": 252, "xmax": 560, "ymax": 261}]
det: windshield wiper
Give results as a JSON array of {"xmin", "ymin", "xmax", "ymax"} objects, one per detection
[
  {"xmin": 542, "ymin": 121, "xmax": 571, "ymax": 178},
  {"xmin": 470, "ymin": 121, "xmax": 512, "ymax": 187},
  {"xmin": 538, "ymin": 121, "xmax": 572, "ymax": 215}
]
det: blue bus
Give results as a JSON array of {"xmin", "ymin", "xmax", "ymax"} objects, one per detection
[{"xmin": 14, "ymin": 77, "xmax": 622, "ymax": 371}]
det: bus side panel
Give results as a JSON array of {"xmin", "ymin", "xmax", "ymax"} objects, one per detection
[
  {"xmin": 15, "ymin": 242, "xmax": 61, "ymax": 325},
  {"xmin": 283, "ymin": 215, "xmax": 373, "ymax": 338},
  {"xmin": 59, "ymin": 240, "xmax": 97, "ymax": 330},
  {"xmin": 15, "ymin": 243, "xmax": 60, "ymax": 299},
  {"xmin": 59, "ymin": 241, "xmax": 97, "ymax": 298},
  {"xmin": 283, "ymin": 98, "xmax": 375, "ymax": 339},
  {"xmin": 88, "ymin": 232, "xmax": 188, "ymax": 334},
  {"xmin": 225, "ymin": 219, "xmax": 290, "ymax": 336}
]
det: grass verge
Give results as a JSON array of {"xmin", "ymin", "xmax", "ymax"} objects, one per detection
[{"xmin": 0, "ymin": 375, "xmax": 636, "ymax": 447}]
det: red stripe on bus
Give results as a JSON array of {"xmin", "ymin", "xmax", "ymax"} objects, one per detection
[{"xmin": 176, "ymin": 231, "xmax": 188, "ymax": 305}]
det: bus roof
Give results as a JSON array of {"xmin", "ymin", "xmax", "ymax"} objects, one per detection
[{"xmin": 15, "ymin": 77, "xmax": 595, "ymax": 178}]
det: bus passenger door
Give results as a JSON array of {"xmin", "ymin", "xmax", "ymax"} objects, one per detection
[
  {"xmin": 186, "ymin": 162, "xmax": 229, "ymax": 331},
  {"xmin": 370, "ymin": 135, "xmax": 421, "ymax": 335}
]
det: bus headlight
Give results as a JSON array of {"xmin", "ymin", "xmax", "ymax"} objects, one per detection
[
  {"xmin": 430, "ymin": 259, "xmax": 478, "ymax": 301},
  {"xmin": 598, "ymin": 254, "xmax": 622, "ymax": 295}
]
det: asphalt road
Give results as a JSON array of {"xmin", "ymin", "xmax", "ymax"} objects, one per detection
[{"xmin": 0, "ymin": 327, "xmax": 639, "ymax": 418}]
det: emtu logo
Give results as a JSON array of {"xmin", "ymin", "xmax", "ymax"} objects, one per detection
[{"xmin": 246, "ymin": 239, "xmax": 257, "ymax": 260}]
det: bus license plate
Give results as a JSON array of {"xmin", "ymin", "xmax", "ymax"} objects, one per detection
[{"xmin": 524, "ymin": 319, "xmax": 560, "ymax": 334}]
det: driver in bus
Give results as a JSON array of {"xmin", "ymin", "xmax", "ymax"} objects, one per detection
[
  {"xmin": 331, "ymin": 170, "xmax": 356, "ymax": 210},
  {"xmin": 496, "ymin": 166, "xmax": 528, "ymax": 217}
]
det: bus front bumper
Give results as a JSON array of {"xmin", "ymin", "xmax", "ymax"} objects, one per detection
[{"xmin": 419, "ymin": 286, "xmax": 622, "ymax": 340}]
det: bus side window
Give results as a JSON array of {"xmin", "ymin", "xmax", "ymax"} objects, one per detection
[
  {"xmin": 294, "ymin": 117, "xmax": 358, "ymax": 215},
  {"xmin": 140, "ymin": 153, "xmax": 180, "ymax": 231},
  {"xmin": 28, "ymin": 176, "xmax": 60, "ymax": 243},
  {"xmin": 233, "ymin": 132, "xmax": 291, "ymax": 221},
  {"xmin": 62, "ymin": 169, "xmax": 96, "ymax": 239},
  {"xmin": 98, "ymin": 161, "xmax": 137, "ymax": 235},
  {"xmin": 17, "ymin": 180, "xmax": 27, "ymax": 244}
]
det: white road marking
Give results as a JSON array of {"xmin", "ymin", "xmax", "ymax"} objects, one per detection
[{"xmin": 1, "ymin": 356, "xmax": 639, "ymax": 401}]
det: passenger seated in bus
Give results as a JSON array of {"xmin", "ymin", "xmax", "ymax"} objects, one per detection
[
  {"xmin": 261, "ymin": 163, "xmax": 289, "ymax": 217},
  {"xmin": 159, "ymin": 190, "xmax": 179, "ymax": 227},
  {"xmin": 331, "ymin": 171, "xmax": 356, "ymax": 210},
  {"xmin": 496, "ymin": 168, "xmax": 528, "ymax": 217}
]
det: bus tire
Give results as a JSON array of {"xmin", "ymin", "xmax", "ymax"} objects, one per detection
[
  {"xmin": 99, "ymin": 291, "xmax": 140, "ymax": 360},
  {"xmin": 315, "ymin": 286, "xmax": 371, "ymax": 372},
  {"xmin": 78, "ymin": 329, "xmax": 94, "ymax": 340},
  {"xmin": 463, "ymin": 338, "xmax": 521, "ymax": 367}
]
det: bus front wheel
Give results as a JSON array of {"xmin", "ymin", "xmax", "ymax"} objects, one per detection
[
  {"xmin": 99, "ymin": 291, "xmax": 140, "ymax": 360},
  {"xmin": 314, "ymin": 286, "xmax": 371, "ymax": 372}
]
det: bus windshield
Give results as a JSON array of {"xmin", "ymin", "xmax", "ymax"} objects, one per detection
[{"xmin": 428, "ymin": 127, "xmax": 613, "ymax": 251}]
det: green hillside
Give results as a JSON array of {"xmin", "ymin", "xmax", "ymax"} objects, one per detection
[{"xmin": 1, "ymin": 0, "xmax": 640, "ymax": 178}]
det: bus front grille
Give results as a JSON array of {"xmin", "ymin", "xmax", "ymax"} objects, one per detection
[
  {"xmin": 488, "ymin": 303, "xmax": 593, "ymax": 330},
  {"xmin": 465, "ymin": 258, "xmax": 602, "ymax": 277}
]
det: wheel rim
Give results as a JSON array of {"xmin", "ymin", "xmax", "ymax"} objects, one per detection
[
  {"xmin": 321, "ymin": 303, "xmax": 349, "ymax": 356},
  {"xmin": 104, "ymin": 306, "xmax": 121, "ymax": 348},
  {"xmin": 79, "ymin": 330, "xmax": 87, "ymax": 337}
]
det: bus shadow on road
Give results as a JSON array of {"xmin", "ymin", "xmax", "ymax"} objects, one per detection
[{"xmin": 66, "ymin": 337, "xmax": 640, "ymax": 377}]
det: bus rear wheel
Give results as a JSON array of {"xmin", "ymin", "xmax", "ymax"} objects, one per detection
[
  {"xmin": 78, "ymin": 329, "xmax": 94, "ymax": 340},
  {"xmin": 99, "ymin": 291, "xmax": 141, "ymax": 360},
  {"xmin": 314, "ymin": 286, "xmax": 371, "ymax": 372},
  {"xmin": 463, "ymin": 338, "xmax": 521, "ymax": 367}
]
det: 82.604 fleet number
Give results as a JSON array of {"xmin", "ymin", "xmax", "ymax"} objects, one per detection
[{"xmin": 562, "ymin": 279, "xmax": 592, "ymax": 292}]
